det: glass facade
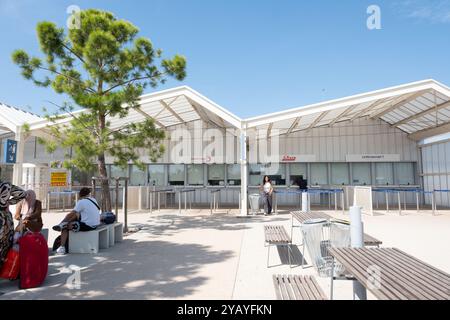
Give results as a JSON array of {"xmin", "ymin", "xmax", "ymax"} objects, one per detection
[
  {"xmin": 208, "ymin": 164, "xmax": 225, "ymax": 186},
  {"xmin": 168, "ymin": 164, "xmax": 185, "ymax": 186},
  {"xmin": 187, "ymin": 164, "xmax": 204, "ymax": 186},
  {"xmin": 67, "ymin": 162, "xmax": 417, "ymax": 187}
]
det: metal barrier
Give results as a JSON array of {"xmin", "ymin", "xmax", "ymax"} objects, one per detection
[
  {"xmin": 273, "ymin": 188, "xmax": 345, "ymax": 214},
  {"xmin": 209, "ymin": 188, "xmax": 221, "ymax": 215},
  {"xmin": 372, "ymin": 187, "xmax": 436, "ymax": 215}
]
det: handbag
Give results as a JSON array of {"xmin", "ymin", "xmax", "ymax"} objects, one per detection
[{"xmin": 0, "ymin": 248, "xmax": 20, "ymax": 280}]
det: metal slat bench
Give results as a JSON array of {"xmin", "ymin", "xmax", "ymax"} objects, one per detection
[
  {"xmin": 264, "ymin": 225, "xmax": 293, "ymax": 267},
  {"xmin": 273, "ymin": 275, "xmax": 328, "ymax": 300},
  {"xmin": 329, "ymin": 247, "xmax": 450, "ymax": 300},
  {"xmin": 291, "ymin": 211, "xmax": 383, "ymax": 247}
]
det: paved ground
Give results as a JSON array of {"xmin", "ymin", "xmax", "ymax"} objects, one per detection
[{"xmin": 0, "ymin": 207, "xmax": 449, "ymax": 300}]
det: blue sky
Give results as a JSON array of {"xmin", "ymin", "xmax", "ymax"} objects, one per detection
[{"xmin": 1, "ymin": 0, "xmax": 450, "ymax": 118}]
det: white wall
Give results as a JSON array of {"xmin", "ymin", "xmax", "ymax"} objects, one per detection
[
  {"xmin": 277, "ymin": 118, "xmax": 418, "ymax": 162},
  {"xmin": 24, "ymin": 117, "xmax": 418, "ymax": 165}
]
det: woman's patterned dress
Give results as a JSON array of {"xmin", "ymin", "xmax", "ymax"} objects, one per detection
[{"xmin": 0, "ymin": 181, "xmax": 26, "ymax": 269}]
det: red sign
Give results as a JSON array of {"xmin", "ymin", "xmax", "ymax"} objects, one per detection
[{"xmin": 282, "ymin": 155, "xmax": 296, "ymax": 162}]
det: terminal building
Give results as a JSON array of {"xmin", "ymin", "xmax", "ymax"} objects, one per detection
[{"xmin": 1, "ymin": 79, "xmax": 450, "ymax": 214}]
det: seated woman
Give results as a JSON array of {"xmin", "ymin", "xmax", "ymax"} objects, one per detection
[
  {"xmin": 0, "ymin": 181, "xmax": 26, "ymax": 270},
  {"xmin": 14, "ymin": 190, "xmax": 43, "ymax": 233}
]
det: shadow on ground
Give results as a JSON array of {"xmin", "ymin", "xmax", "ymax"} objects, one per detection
[
  {"xmin": 0, "ymin": 237, "xmax": 234, "ymax": 300},
  {"xmin": 130, "ymin": 214, "xmax": 289, "ymax": 238}
]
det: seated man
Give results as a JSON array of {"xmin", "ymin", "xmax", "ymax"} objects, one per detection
[{"xmin": 53, "ymin": 187, "xmax": 101, "ymax": 255}]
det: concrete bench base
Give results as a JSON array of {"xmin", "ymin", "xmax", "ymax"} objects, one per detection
[{"xmin": 69, "ymin": 222, "xmax": 123, "ymax": 254}]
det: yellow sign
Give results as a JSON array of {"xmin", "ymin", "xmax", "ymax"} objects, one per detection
[{"xmin": 50, "ymin": 171, "xmax": 68, "ymax": 187}]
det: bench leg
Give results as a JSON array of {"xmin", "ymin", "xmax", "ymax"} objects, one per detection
[
  {"xmin": 267, "ymin": 245, "xmax": 270, "ymax": 268},
  {"xmin": 330, "ymin": 259, "xmax": 335, "ymax": 300},
  {"xmin": 287, "ymin": 244, "xmax": 292, "ymax": 268},
  {"xmin": 301, "ymin": 242, "xmax": 306, "ymax": 269}
]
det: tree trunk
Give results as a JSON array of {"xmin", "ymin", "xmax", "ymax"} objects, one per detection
[
  {"xmin": 97, "ymin": 153, "xmax": 112, "ymax": 212},
  {"xmin": 97, "ymin": 108, "xmax": 112, "ymax": 212}
]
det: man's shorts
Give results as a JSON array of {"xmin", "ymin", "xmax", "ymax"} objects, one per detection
[
  {"xmin": 79, "ymin": 222, "xmax": 97, "ymax": 232},
  {"xmin": 72, "ymin": 217, "xmax": 97, "ymax": 232}
]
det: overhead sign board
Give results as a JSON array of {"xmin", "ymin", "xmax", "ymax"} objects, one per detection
[{"xmin": 346, "ymin": 154, "xmax": 401, "ymax": 162}]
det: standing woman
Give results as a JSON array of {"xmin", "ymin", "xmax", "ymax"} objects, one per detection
[
  {"xmin": 261, "ymin": 176, "xmax": 274, "ymax": 215},
  {"xmin": 0, "ymin": 181, "xmax": 26, "ymax": 269},
  {"xmin": 15, "ymin": 190, "xmax": 43, "ymax": 233}
]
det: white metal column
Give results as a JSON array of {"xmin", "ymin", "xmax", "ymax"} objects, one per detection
[
  {"xmin": 239, "ymin": 129, "xmax": 248, "ymax": 216},
  {"xmin": 12, "ymin": 126, "xmax": 24, "ymax": 186}
]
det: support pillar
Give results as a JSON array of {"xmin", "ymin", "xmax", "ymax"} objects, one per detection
[
  {"xmin": 12, "ymin": 126, "xmax": 25, "ymax": 186},
  {"xmin": 239, "ymin": 129, "xmax": 248, "ymax": 216}
]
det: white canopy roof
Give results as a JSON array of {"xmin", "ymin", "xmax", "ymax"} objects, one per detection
[
  {"xmin": 244, "ymin": 79, "xmax": 450, "ymax": 141},
  {"xmin": 0, "ymin": 102, "xmax": 42, "ymax": 135},
  {"xmin": 17, "ymin": 78, "xmax": 450, "ymax": 142},
  {"xmin": 28, "ymin": 86, "xmax": 242, "ymax": 135}
]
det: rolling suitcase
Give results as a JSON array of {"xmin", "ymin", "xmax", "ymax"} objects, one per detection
[{"xmin": 18, "ymin": 232, "xmax": 48, "ymax": 289}]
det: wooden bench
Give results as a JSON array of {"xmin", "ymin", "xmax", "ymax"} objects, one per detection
[
  {"xmin": 264, "ymin": 225, "xmax": 292, "ymax": 267},
  {"xmin": 69, "ymin": 222, "xmax": 123, "ymax": 254},
  {"xmin": 273, "ymin": 275, "xmax": 328, "ymax": 300}
]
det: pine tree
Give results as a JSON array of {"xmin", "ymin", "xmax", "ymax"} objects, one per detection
[{"xmin": 12, "ymin": 9, "xmax": 186, "ymax": 211}]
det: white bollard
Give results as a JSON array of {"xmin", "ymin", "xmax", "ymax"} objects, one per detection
[
  {"xmin": 349, "ymin": 206, "xmax": 367, "ymax": 300},
  {"xmin": 301, "ymin": 192, "xmax": 309, "ymax": 213}
]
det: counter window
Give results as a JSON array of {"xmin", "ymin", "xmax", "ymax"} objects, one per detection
[
  {"xmin": 394, "ymin": 163, "xmax": 415, "ymax": 185},
  {"xmin": 331, "ymin": 163, "xmax": 349, "ymax": 186},
  {"xmin": 169, "ymin": 164, "xmax": 185, "ymax": 186},
  {"xmin": 130, "ymin": 165, "xmax": 146, "ymax": 186},
  {"xmin": 208, "ymin": 164, "xmax": 225, "ymax": 186},
  {"xmin": 149, "ymin": 165, "xmax": 166, "ymax": 186},
  {"xmin": 352, "ymin": 163, "xmax": 371, "ymax": 185},
  {"xmin": 375, "ymin": 163, "xmax": 394, "ymax": 185},
  {"xmin": 187, "ymin": 164, "xmax": 204, "ymax": 186},
  {"xmin": 110, "ymin": 165, "xmax": 129, "ymax": 179},
  {"xmin": 227, "ymin": 164, "xmax": 241, "ymax": 186},
  {"xmin": 249, "ymin": 163, "xmax": 286, "ymax": 186},
  {"xmin": 290, "ymin": 163, "xmax": 307, "ymax": 186},
  {"xmin": 310, "ymin": 163, "xmax": 328, "ymax": 185}
]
